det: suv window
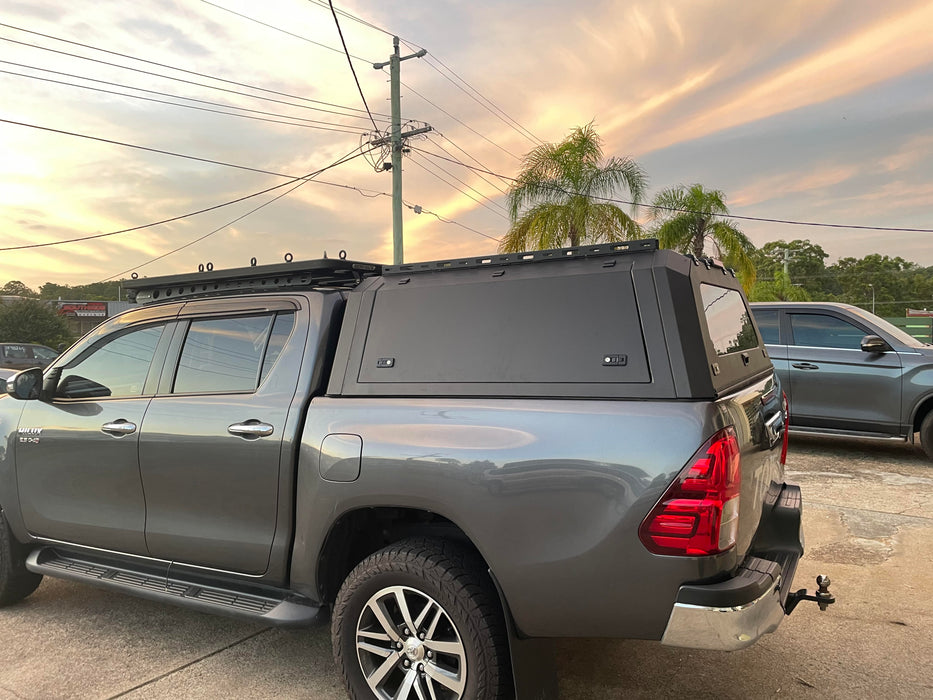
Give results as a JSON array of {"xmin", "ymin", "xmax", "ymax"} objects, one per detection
[
  {"xmin": 753, "ymin": 309, "xmax": 780, "ymax": 345},
  {"xmin": 789, "ymin": 313, "xmax": 865, "ymax": 349},
  {"xmin": 31, "ymin": 346, "xmax": 58, "ymax": 361},
  {"xmin": 57, "ymin": 326, "xmax": 164, "ymax": 399},
  {"xmin": 174, "ymin": 315, "xmax": 275, "ymax": 394},
  {"xmin": 3, "ymin": 345, "xmax": 29, "ymax": 359},
  {"xmin": 700, "ymin": 284, "xmax": 758, "ymax": 356}
]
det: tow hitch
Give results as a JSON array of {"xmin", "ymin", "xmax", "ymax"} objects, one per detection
[{"xmin": 784, "ymin": 574, "xmax": 835, "ymax": 615}]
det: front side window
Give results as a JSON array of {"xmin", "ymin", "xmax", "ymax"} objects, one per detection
[
  {"xmin": 700, "ymin": 284, "xmax": 759, "ymax": 356},
  {"xmin": 31, "ymin": 346, "xmax": 58, "ymax": 361},
  {"xmin": 57, "ymin": 326, "xmax": 163, "ymax": 399},
  {"xmin": 174, "ymin": 315, "xmax": 274, "ymax": 394},
  {"xmin": 789, "ymin": 314, "xmax": 866, "ymax": 349}
]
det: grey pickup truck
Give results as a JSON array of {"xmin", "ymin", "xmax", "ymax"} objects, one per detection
[{"xmin": 0, "ymin": 241, "xmax": 831, "ymax": 699}]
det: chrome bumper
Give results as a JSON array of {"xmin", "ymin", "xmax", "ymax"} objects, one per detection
[{"xmin": 660, "ymin": 573, "xmax": 785, "ymax": 651}]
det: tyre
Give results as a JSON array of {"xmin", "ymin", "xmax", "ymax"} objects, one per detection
[
  {"xmin": 332, "ymin": 537, "xmax": 510, "ymax": 700},
  {"xmin": 0, "ymin": 510, "xmax": 42, "ymax": 606},
  {"xmin": 920, "ymin": 412, "xmax": 933, "ymax": 461}
]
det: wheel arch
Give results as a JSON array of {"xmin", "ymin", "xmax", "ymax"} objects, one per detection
[
  {"xmin": 316, "ymin": 506, "xmax": 493, "ymax": 607},
  {"xmin": 910, "ymin": 393, "xmax": 933, "ymax": 434}
]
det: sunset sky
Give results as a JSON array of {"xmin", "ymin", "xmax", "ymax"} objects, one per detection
[{"xmin": 2, "ymin": 0, "xmax": 932, "ymax": 290}]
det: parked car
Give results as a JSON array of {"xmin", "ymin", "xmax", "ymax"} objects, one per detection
[
  {"xmin": 0, "ymin": 343, "xmax": 58, "ymax": 371},
  {"xmin": 0, "ymin": 244, "xmax": 832, "ymax": 699},
  {"xmin": 750, "ymin": 301, "xmax": 933, "ymax": 458}
]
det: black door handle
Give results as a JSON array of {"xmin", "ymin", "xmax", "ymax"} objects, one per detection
[{"xmin": 792, "ymin": 362, "xmax": 819, "ymax": 370}]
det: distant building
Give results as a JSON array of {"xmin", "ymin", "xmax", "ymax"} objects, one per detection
[{"xmin": 55, "ymin": 300, "xmax": 133, "ymax": 336}]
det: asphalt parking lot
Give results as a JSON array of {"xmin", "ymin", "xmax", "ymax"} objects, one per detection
[{"xmin": 1, "ymin": 434, "xmax": 931, "ymax": 699}]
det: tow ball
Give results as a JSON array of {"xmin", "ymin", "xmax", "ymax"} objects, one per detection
[{"xmin": 784, "ymin": 574, "xmax": 835, "ymax": 615}]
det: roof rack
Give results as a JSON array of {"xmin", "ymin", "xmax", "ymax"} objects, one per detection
[
  {"xmin": 123, "ymin": 256, "xmax": 381, "ymax": 304},
  {"xmin": 381, "ymin": 238, "xmax": 659, "ymax": 275}
]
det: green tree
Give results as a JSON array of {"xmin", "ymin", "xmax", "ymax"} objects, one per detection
[
  {"xmin": 0, "ymin": 280, "xmax": 38, "ymax": 297},
  {"xmin": 649, "ymin": 184, "xmax": 756, "ymax": 288},
  {"xmin": 749, "ymin": 239, "xmax": 829, "ymax": 297},
  {"xmin": 748, "ymin": 270, "xmax": 811, "ymax": 302},
  {"xmin": 499, "ymin": 123, "xmax": 647, "ymax": 252},
  {"xmin": 0, "ymin": 298, "xmax": 72, "ymax": 346},
  {"xmin": 38, "ymin": 280, "xmax": 124, "ymax": 301},
  {"xmin": 827, "ymin": 254, "xmax": 919, "ymax": 316}
]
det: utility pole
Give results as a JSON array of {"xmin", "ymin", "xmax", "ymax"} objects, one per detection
[
  {"xmin": 369, "ymin": 36, "xmax": 433, "ymax": 265},
  {"xmin": 372, "ymin": 37, "xmax": 432, "ymax": 265}
]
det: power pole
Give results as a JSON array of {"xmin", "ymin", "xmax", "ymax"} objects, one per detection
[{"xmin": 372, "ymin": 37, "xmax": 432, "ymax": 265}]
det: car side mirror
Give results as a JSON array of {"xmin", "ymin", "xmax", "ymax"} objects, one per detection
[
  {"xmin": 7, "ymin": 367, "xmax": 43, "ymax": 400},
  {"xmin": 861, "ymin": 335, "xmax": 892, "ymax": 353}
]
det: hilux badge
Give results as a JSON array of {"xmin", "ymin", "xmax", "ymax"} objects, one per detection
[{"xmin": 18, "ymin": 427, "xmax": 42, "ymax": 444}]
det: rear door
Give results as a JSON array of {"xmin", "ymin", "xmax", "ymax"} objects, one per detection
[
  {"xmin": 138, "ymin": 299, "xmax": 303, "ymax": 575},
  {"xmin": 786, "ymin": 311, "xmax": 902, "ymax": 434}
]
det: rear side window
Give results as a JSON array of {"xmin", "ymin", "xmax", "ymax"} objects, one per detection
[
  {"xmin": 752, "ymin": 309, "xmax": 780, "ymax": 344},
  {"xmin": 700, "ymin": 284, "xmax": 758, "ymax": 356},
  {"xmin": 174, "ymin": 315, "xmax": 274, "ymax": 393},
  {"xmin": 789, "ymin": 313, "xmax": 865, "ymax": 349}
]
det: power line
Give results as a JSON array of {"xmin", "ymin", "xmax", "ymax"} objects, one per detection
[
  {"xmin": 408, "ymin": 153, "xmax": 508, "ymax": 220},
  {"xmin": 1, "ymin": 68, "xmax": 370, "ymax": 134},
  {"xmin": 8, "ymin": 147, "xmax": 372, "ymax": 256},
  {"xmin": 410, "ymin": 147, "xmax": 933, "ymax": 234},
  {"xmin": 430, "ymin": 132, "xmax": 512, "ymax": 191},
  {"xmin": 407, "ymin": 151, "xmax": 508, "ymax": 217},
  {"xmin": 0, "ymin": 23, "xmax": 387, "ymax": 119},
  {"xmin": 200, "ymin": 1, "xmax": 372, "ymax": 65},
  {"xmin": 101, "ymin": 144, "xmax": 370, "ymax": 280},
  {"xmin": 399, "ymin": 79, "xmax": 522, "ymax": 161},
  {"xmin": 0, "ymin": 117, "xmax": 336, "ymax": 180},
  {"xmin": 305, "ymin": 0, "xmax": 414, "ymax": 44},
  {"xmin": 327, "ymin": 0, "xmax": 379, "ymax": 133}
]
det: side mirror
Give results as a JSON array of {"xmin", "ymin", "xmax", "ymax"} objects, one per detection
[
  {"xmin": 7, "ymin": 367, "xmax": 43, "ymax": 400},
  {"xmin": 861, "ymin": 335, "xmax": 892, "ymax": 353}
]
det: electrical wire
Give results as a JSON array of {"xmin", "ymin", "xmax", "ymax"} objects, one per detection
[
  {"xmin": 425, "ymin": 134, "xmax": 509, "ymax": 195},
  {"xmin": 407, "ymin": 151, "xmax": 507, "ymax": 217},
  {"xmin": 399, "ymin": 79, "xmax": 522, "ymax": 161},
  {"xmin": 1, "ymin": 68, "xmax": 370, "ymax": 134},
  {"xmin": 200, "ymin": 1, "xmax": 372, "ymax": 65},
  {"xmin": 305, "ymin": 0, "xmax": 403, "ymax": 42},
  {"xmin": 409, "ymin": 147, "xmax": 933, "ymax": 234},
  {"xmin": 0, "ymin": 122, "xmax": 374, "ymax": 251},
  {"xmin": 430, "ymin": 133, "xmax": 513, "ymax": 191},
  {"xmin": 0, "ymin": 22, "xmax": 387, "ymax": 119},
  {"xmin": 327, "ymin": 0, "xmax": 379, "ymax": 133},
  {"xmin": 407, "ymin": 153, "xmax": 508, "ymax": 220}
]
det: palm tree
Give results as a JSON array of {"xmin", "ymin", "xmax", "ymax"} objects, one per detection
[
  {"xmin": 649, "ymin": 184, "xmax": 756, "ymax": 287},
  {"xmin": 499, "ymin": 123, "xmax": 647, "ymax": 252}
]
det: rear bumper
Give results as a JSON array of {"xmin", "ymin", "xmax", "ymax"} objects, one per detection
[
  {"xmin": 661, "ymin": 484, "xmax": 805, "ymax": 651},
  {"xmin": 660, "ymin": 558, "xmax": 787, "ymax": 650}
]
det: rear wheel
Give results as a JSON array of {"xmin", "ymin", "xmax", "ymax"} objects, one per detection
[
  {"xmin": 919, "ymin": 412, "xmax": 933, "ymax": 461},
  {"xmin": 332, "ymin": 537, "xmax": 509, "ymax": 700},
  {"xmin": 0, "ymin": 510, "xmax": 42, "ymax": 606}
]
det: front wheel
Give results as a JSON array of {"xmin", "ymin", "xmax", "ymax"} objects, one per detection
[
  {"xmin": 331, "ymin": 537, "xmax": 510, "ymax": 700},
  {"xmin": 0, "ymin": 510, "xmax": 42, "ymax": 606},
  {"xmin": 919, "ymin": 411, "xmax": 933, "ymax": 461}
]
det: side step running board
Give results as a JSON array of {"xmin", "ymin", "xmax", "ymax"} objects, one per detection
[{"xmin": 26, "ymin": 547, "xmax": 321, "ymax": 627}]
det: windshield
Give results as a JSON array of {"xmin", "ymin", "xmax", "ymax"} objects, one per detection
[{"xmin": 847, "ymin": 307, "xmax": 928, "ymax": 348}]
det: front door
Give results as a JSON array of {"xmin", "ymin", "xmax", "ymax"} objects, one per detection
[
  {"xmin": 786, "ymin": 311, "xmax": 903, "ymax": 434},
  {"xmin": 15, "ymin": 324, "xmax": 167, "ymax": 553},
  {"xmin": 139, "ymin": 310, "xmax": 299, "ymax": 575}
]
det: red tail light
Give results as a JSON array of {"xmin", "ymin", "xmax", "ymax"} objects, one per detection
[
  {"xmin": 780, "ymin": 391, "xmax": 789, "ymax": 466},
  {"xmin": 639, "ymin": 426, "xmax": 741, "ymax": 556}
]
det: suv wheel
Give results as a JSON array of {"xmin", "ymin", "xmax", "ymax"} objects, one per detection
[
  {"xmin": 332, "ymin": 537, "xmax": 509, "ymax": 700},
  {"xmin": 0, "ymin": 510, "xmax": 42, "ymax": 606},
  {"xmin": 920, "ymin": 412, "xmax": 933, "ymax": 461}
]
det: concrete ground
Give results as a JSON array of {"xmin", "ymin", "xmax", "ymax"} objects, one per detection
[{"xmin": 1, "ymin": 434, "xmax": 931, "ymax": 699}]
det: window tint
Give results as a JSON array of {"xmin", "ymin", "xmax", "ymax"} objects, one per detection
[
  {"xmin": 58, "ymin": 326, "xmax": 163, "ymax": 399},
  {"xmin": 753, "ymin": 309, "xmax": 780, "ymax": 345},
  {"xmin": 31, "ymin": 346, "xmax": 58, "ymax": 361},
  {"xmin": 700, "ymin": 284, "xmax": 758, "ymax": 356},
  {"xmin": 790, "ymin": 314, "xmax": 866, "ymax": 349},
  {"xmin": 174, "ymin": 316, "xmax": 274, "ymax": 393},
  {"xmin": 260, "ymin": 313, "xmax": 295, "ymax": 384}
]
